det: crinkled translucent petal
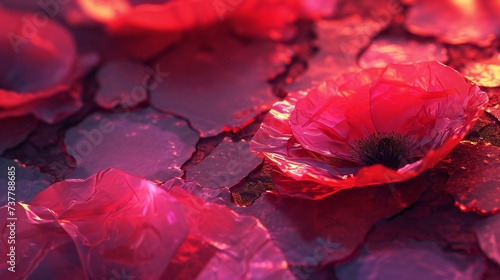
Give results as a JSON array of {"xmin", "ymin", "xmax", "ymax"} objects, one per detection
[
  {"xmin": 0, "ymin": 169, "xmax": 292, "ymax": 278},
  {"xmin": 252, "ymin": 62, "xmax": 488, "ymax": 199}
]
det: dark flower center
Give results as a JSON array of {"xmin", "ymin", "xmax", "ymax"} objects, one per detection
[{"xmin": 351, "ymin": 132, "xmax": 416, "ymax": 170}]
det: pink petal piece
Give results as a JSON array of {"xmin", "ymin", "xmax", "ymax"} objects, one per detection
[
  {"xmin": 442, "ymin": 142, "xmax": 500, "ymax": 214},
  {"xmin": 286, "ymin": 15, "xmax": 390, "ymax": 92},
  {"xmin": 405, "ymin": 0, "xmax": 500, "ymax": 46},
  {"xmin": 359, "ymin": 36, "xmax": 448, "ymax": 68},
  {"xmin": 95, "ymin": 60, "xmax": 150, "ymax": 109},
  {"xmin": 474, "ymin": 214, "xmax": 500, "ymax": 267},
  {"xmin": 0, "ymin": 157, "xmax": 53, "ymax": 205},
  {"xmin": 486, "ymin": 104, "xmax": 500, "ymax": 123},
  {"xmin": 461, "ymin": 53, "xmax": 500, "ymax": 88},
  {"xmin": 0, "ymin": 169, "xmax": 292, "ymax": 279},
  {"xmin": 150, "ymin": 29, "xmax": 293, "ymax": 136},
  {"xmin": 64, "ymin": 108, "xmax": 199, "ymax": 182},
  {"xmin": 185, "ymin": 137, "xmax": 263, "ymax": 190},
  {"xmin": 0, "ymin": 8, "xmax": 86, "ymax": 124},
  {"xmin": 336, "ymin": 241, "xmax": 485, "ymax": 280},
  {"xmin": 0, "ymin": 9, "xmax": 75, "ymax": 93},
  {"xmin": 162, "ymin": 179, "xmax": 292, "ymax": 279}
]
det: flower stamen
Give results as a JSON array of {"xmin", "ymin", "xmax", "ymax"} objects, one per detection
[{"xmin": 351, "ymin": 132, "xmax": 417, "ymax": 170}]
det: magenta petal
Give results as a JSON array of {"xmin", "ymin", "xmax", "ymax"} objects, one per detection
[
  {"xmin": 0, "ymin": 8, "xmax": 93, "ymax": 124},
  {"xmin": 64, "ymin": 108, "xmax": 199, "ymax": 182},
  {"xmin": 23, "ymin": 169, "xmax": 189, "ymax": 279},
  {"xmin": 150, "ymin": 30, "xmax": 292, "ymax": 136},
  {"xmin": 227, "ymin": 176, "xmax": 428, "ymax": 267},
  {"xmin": 95, "ymin": 60, "xmax": 150, "ymax": 109},
  {"xmin": 474, "ymin": 214, "xmax": 500, "ymax": 267},
  {"xmin": 0, "ymin": 9, "xmax": 76, "ymax": 93},
  {"xmin": 165, "ymin": 183, "xmax": 292, "ymax": 279},
  {"xmin": 1, "ymin": 169, "xmax": 292, "ymax": 278},
  {"xmin": 336, "ymin": 241, "xmax": 485, "ymax": 279},
  {"xmin": 0, "ymin": 203, "xmax": 86, "ymax": 279},
  {"xmin": 185, "ymin": 137, "xmax": 263, "ymax": 190}
]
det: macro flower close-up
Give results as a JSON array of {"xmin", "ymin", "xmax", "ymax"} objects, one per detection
[{"xmin": 252, "ymin": 61, "xmax": 488, "ymax": 199}]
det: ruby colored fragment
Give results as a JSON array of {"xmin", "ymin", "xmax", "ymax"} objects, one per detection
[
  {"xmin": 150, "ymin": 28, "xmax": 293, "ymax": 136},
  {"xmin": 0, "ymin": 8, "xmax": 93, "ymax": 123},
  {"xmin": 185, "ymin": 137, "xmax": 263, "ymax": 190},
  {"xmin": 405, "ymin": 0, "xmax": 500, "ymax": 46},
  {"xmin": 0, "ymin": 157, "xmax": 53, "ymax": 205},
  {"xmin": 474, "ymin": 214, "xmax": 500, "ymax": 266},
  {"xmin": 442, "ymin": 142, "xmax": 500, "ymax": 214},
  {"xmin": 286, "ymin": 15, "xmax": 389, "ymax": 91},
  {"xmin": 461, "ymin": 53, "xmax": 500, "ymax": 88},
  {"xmin": 336, "ymin": 240, "xmax": 485, "ymax": 279},
  {"xmin": 359, "ymin": 36, "xmax": 448, "ymax": 68},
  {"xmin": 252, "ymin": 61, "xmax": 487, "ymax": 199},
  {"xmin": 0, "ymin": 169, "xmax": 292, "ymax": 279},
  {"xmin": 95, "ymin": 60, "xmax": 150, "ymax": 109},
  {"xmin": 64, "ymin": 108, "xmax": 199, "ymax": 182}
]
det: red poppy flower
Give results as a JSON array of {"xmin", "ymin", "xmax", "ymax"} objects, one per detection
[
  {"xmin": 0, "ymin": 8, "xmax": 94, "ymax": 124},
  {"xmin": 251, "ymin": 61, "xmax": 488, "ymax": 199}
]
